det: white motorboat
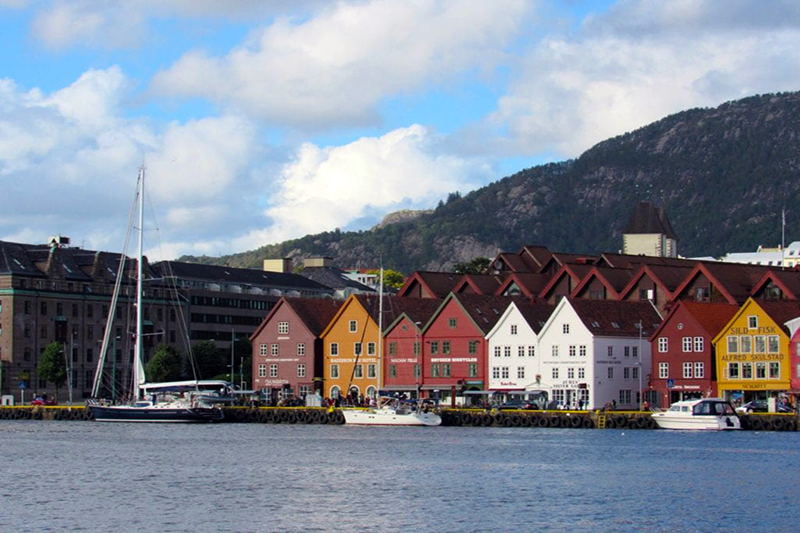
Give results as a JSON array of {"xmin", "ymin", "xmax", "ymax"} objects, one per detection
[
  {"xmin": 651, "ymin": 398, "xmax": 740, "ymax": 431},
  {"xmin": 342, "ymin": 400, "xmax": 441, "ymax": 426}
]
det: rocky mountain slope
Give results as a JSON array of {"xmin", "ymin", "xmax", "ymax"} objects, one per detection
[{"xmin": 182, "ymin": 91, "xmax": 800, "ymax": 272}]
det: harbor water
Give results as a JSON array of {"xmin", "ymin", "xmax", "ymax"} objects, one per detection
[{"xmin": 1, "ymin": 422, "xmax": 799, "ymax": 532}]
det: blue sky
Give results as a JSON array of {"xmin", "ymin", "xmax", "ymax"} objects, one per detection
[{"xmin": 2, "ymin": 0, "xmax": 800, "ymax": 260}]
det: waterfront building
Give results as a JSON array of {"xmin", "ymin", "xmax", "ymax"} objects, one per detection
[
  {"xmin": 381, "ymin": 299, "xmax": 442, "ymax": 397},
  {"xmin": 570, "ymin": 266, "xmax": 634, "ymax": 301},
  {"xmin": 670, "ymin": 261, "xmax": 770, "ymax": 306},
  {"xmin": 249, "ymin": 297, "xmax": 342, "ymax": 401},
  {"xmin": 296, "ymin": 257, "xmax": 374, "ymax": 299},
  {"xmin": 452, "ymin": 274, "xmax": 506, "ymax": 295},
  {"xmin": 619, "ymin": 264, "xmax": 694, "ymax": 316},
  {"xmin": 537, "ymin": 298, "xmax": 661, "ymax": 410},
  {"xmin": 495, "ymin": 272, "xmax": 552, "ymax": 298},
  {"xmin": 419, "ymin": 293, "xmax": 511, "ymax": 404},
  {"xmin": 538, "ymin": 264, "xmax": 594, "ymax": 304},
  {"xmin": 485, "ymin": 300, "xmax": 554, "ymax": 395},
  {"xmin": 720, "ymin": 241, "xmax": 800, "ymax": 268},
  {"xmin": 749, "ymin": 269, "xmax": 800, "ymax": 301},
  {"xmin": 622, "ymin": 201, "xmax": 678, "ymax": 258},
  {"xmin": 712, "ymin": 298, "xmax": 800, "ymax": 405},
  {"xmin": 785, "ymin": 317, "xmax": 800, "ymax": 406},
  {"xmin": 649, "ymin": 301, "xmax": 737, "ymax": 407}
]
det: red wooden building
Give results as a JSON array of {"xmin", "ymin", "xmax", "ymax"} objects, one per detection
[
  {"xmin": 648, "ymin": 300, "xmax": 737, "ymax": 406},
  {"xmin": 382, "ymin": 299, "xmax": 442, "ymax": 397}
]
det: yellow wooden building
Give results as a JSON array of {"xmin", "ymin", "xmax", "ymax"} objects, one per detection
[
  {"xmin": 320, "ymin": 294, "xmax": 381, "ymax": 400},
  {"xmin": 712, "ymin": 298, "xmax": 800, "ymax": 404}
]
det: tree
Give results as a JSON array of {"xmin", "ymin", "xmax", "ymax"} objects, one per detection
[
  {"xmin": 190, "ymin": 340, "xmax": 227, "ymax": 380},
  {"xmin": 453, "ymin": 256, "xmax": 491, "ymax": 275},
  {"xmin": 366, "ymin": 269, "xmax": 405, "ymax": 290},
  {"xmin": 37, "ymin": 341, "xmax": 67, "ymax": 401},
  {"xmin": 146, "ymin": 344, "xmax": 183, "ymax": 383}
]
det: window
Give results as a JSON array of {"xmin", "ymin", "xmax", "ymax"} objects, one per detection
[
  {"xmin": 504, "ymin": 346, "xmax": 511, "ymax": 357},
  {"xmin": 727, "ymin": 336, "xmax": 738, "ymax": 354},
  {"xmin": 552, "ymin": 345, "xmax": 559, "ymax": 357},
  {"xmin": 430, "ymin": 341, "xmax": 439, "ymax": 355},
  {"xmin": 25, "ymin": 301, "xmax": 31, "ymax": 314},
  {"xmin": 389, "ymin": 342, "xmax": 397, "ymax": 356},
  {"xmin": 24, "ymin": 348, "xmax": 31, "ymax": 361},
  {"xmin": 297, "ymin": 343, "xmax": 305, "ymax": 356},
  {"xmin": 518, "ymin": 346, "xmax": 525, "ymax": 357},
  {"xmin": 528, "ymin": 346, "xmax": 535, "ymax": 357},
  {"xmin": 754, "ymin": 336, "xmax": 766, "ymax": 354},
  {"xmin": 349, "ymin": 320, "xmax": 357, "ymax": 333},
  {"xmin": 40, "ymin": 324, "xmax": 47, "ymax": 338},
  {"xmin": 388, "ymin": 365, "xmax": 397, "ymax": 378},
  {"xmin": 624, "ymin": 346, "xmax": 630, "ymax": 357},
  {"xmin": 623, "ymin": 367, "xmax": 630, "ymax": 379},
  {"xmin": 278, "ymin": 321, "xmax": 289, "ymax": 334},
  {"xmin": 469, "ymin": 341, "xmax": 478, "ymax": 354},
  {"xmin": 579, "ymin": 345, "xmax": 586, "ymax": 357},
  {"xmin": 552, "ymin": 367, "xmax": 559, "ymax": 379},
  {"xmin": 748, "ymin": 316, "xmax": 758, "ymax": 329},
  {"xmin": 768, "ymin": 336, "xmax": 780, "ymax": 354},
  {"xmin": 442, "ymin": 364, "xmax": 451, "ymax": 378},
  {"xmin": 608, "ymin": 346, "xmax": 613, "ymax": 357},
  {"xmin": 330, "ymin": 364, "xmax": 340, "ymax": 378},
  {"xmin": 694, "ymin": 362, "xmax": 704, "ymax": 378},
  {"xmin": 432, "ymin": 364, "xmax": 441, "ymax": 378},
  {"xmin": 632, "ymin": 367, "xmax": 639, "ymax": 379},
  {"xmin": 330, "ymin": 343, "xmax": 339, "ymax": 356},
  {"xmin": 442, "ymin": 341, "xmax": 451, "ymax": 355},
  {"xmin": 742, "ymin": 363, "xmax": 753, "ymax": 379},
  {"xmin": 728, "ymin": 363, "xmax": 739, "ymax": 379},
  {"xmin": 658, "ymin": 338, "xmax": 668, "ymax": 352},
  {"xmin": 493, "ymin": 346, "xmax": 501, "ymax": 358},
  {"xmin": 271, "ymin": 344, "xmax": 279, "ymax": 356},
  {"xmin": 517, "ymin": 367, "xmax": 525, "ymax": 379},
  {"xmin": 354, "ymin": 365, "xmax": 363, "ymax": 378},
  {"xmin": 510, "ymin": 324, "xmax": 518, "ymax": 335},
  {"xmin": 693, "ymin": 337, "xmax": 704, "ymax": 352},
  {"xmin": 368, "ymin": 364, "xmax": 376, "ymax": 378},
  {"xmin": 354, "ymin": 342, "xmax": 363, "ymax": 356},
  {"xmin": 501, "ymin": 367, "xmax": 509, "ymax": 379},
  {"xmin": 448, "ymin": 318, "xmax": 457, "ymax": 328},
  {"xmin": 563, "ymin": 324, "xmax": 570, "ymax": 334},
  {"xmin": 87, "ymin": 325, "xmax": 94, "ymax": 340},
  {"xmin": 468, "ymin": 363, "xmax": 478, "ymax": 378},
  {"xmin": 740, "ymin": 336, "xmax": 752, "ymax": 353},
  {"xmin": 414, "ymin": 341, "xmax": 421, "ymax": 356},
  {"xmin": 569, "ymin": 345, "xmax": 576, "ymax": 357},
  {"xmin": 769, "ymin": 362, "xmax": 780, "ymax": 379},
  {"xmin": 568, "ymin": 367, "xmax": 575, "ymax": 379},
  {"xmin": 607, "ymin": 367, "xmax": 613, "ymax": 379},
  {"xmin": 683, "ymin": 362, "xmax": 693, "ymax": 378},
  {"xmin": 258, "ymin": 364, "xmax": 267, "ymax": 378},
  {"xmin": 86, "ymin": 304, "xmax": 93, "ymax": 318},
  {"xmin": 40, "ymin": 301, "xmax": 47, "ymax": 315},
  {"xmin": 577, "ymin": 367, "xmax": 585, "ymax": 379},
  {"xmin": 415, "ymin": 364, "xmax": 422, "ymax": 378},
  {"xmin": 755, "ymin": 362, "xmax": 766, "ymax": 379},
  {"xmin": 619, "ymin": 390, "xmax": 632, "ymax": 404},
  {"xmin": 682, "ymin": 337, "xmax": 692, "ymax": 352},
  {"xmin": 367, "ymin": 342, "xmax": 376, "ymax": 356},
  {"xmin": 493, "ymin": 367, "xmax": 500, "ymax": 379},
  {"xmin": 297, "ymin": 364, "xmax": 306, "ymax": 378},
  {"xmin": 270, "ymin": 364, "xmax": 278, "ymax": 378},
  {"xmin": 24, "ymin": 324, "xmax": 31, "ymax": 338},
  {"xmin": 86, "ymin": 348, "xmax": 93, "ymax": 363},
  {"xmin": 659, "ymin": 362, "xmax": 669, "ymax": 378}
]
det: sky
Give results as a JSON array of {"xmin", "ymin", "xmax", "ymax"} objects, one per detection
[{"xmin": 2, "ymin": 0, "xmax": 800, "ymax": 261}]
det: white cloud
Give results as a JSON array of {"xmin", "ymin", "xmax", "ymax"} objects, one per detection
[
  {"xmin": 235, "ymin": 125, "xmax": 492, "ymax": 247},
  {"xmin": 152, "ymin": 0, "xmax": 529, "ymax": 128}
]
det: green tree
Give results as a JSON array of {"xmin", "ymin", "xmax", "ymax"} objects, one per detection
[
  {"xmin": 146, "ymin": 344, "xmax": 183, "ymax": 383},
  {"xmin": 366, "ymin": 269, "xmax": 405, "ymax": 290},
  {"xmin": 453, "ymin": 256, "xmax": 491, "ymax": 275},
  {"xmin": 37, "ymin": 341, "xmax": 67, "ymax": 401},
  {"xmin": 190, "ymin": 340, "xmax": 227, "ymax": 380}
]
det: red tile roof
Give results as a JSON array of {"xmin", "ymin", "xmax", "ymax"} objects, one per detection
[
  {"xmin": 680, "ymin": 301, "xmax": 739, "ymax": 338},
  {"xmin": 397, "ymin": 270, "xmax": 461, "ymax": 298},
  {"xmin": 455, "ymin": 274, "xmax": 506, "ymax": 294},
  {"xmin": 449, "ymin": 293, "xmax": 515, "ymax": 334},
  {"xmin": 754, "ymin": 299, "xmax": 800, "ymax": 335},
  {"xmin": 284, "ymin": 297, "xmax": 344, "ymax": 336},
  {"xmin": 568, "ymin": 298, "xmax": 662, "ymax": 338}
]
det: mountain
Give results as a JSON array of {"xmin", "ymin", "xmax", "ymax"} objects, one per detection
[{"xmin": 181, "ymin": 91, "xmax": 800, "ymax": 273}]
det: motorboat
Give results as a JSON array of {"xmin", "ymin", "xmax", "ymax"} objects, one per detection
[
  {"xmin": 342, "ymin": 399, "xmax": 441, "ymax": 426},
  {"xmin": 651, "ymin": 398, "xmax": 740, "ymax": 430}
]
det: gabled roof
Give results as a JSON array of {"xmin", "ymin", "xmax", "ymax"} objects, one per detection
[
  {"xmin": 515, "ymin": 300, "xmax": 556, "ymax": 334},
  {"xmin": 753, "ymin": 299, "xmax": 800, "ymax": 336},
  {"xmin": 383, "ymin": 298, "xmax": 444, "ymax": 336},
  {"xmin": 453, "ymin": 274, "xmax": 506, "ymax": 295},
  {"xmin": 296, "ymin": 266, "xmax": 373, "ymax": 292},
  {"xmin": 518, "ymin": 245, "xmax": 553, "ymax": 270},
  {"xmin": 596, "ymin": 252, "xmax": 696, "ymax": 269},
  {"xmin": 249, "ymin": 297, "xmax": 343, "ymax": 341},
  {"xmin": 671, "ymin": 262, "xmax": 772, "ymax": 304},
  {"xmin": 423, "ymin": 293, "xmax": 513, "ymax": 335},
  {"xmin": 571, "ymin": 266, "xmax": 634, "ymax": 299},
  {"xmin": 538, "ymin": 263, "xmax": 594, "ymax": 300},
  {"xmin": 397, "ymin": 271, "xmax": 460, "ymax": 298},
  {"xmin": 649, "ymin": 301, "xmax": 738, "ymax": 341},
  {"xmin": 750, "ymin": 269, "xmax": 800, "ymax": 300},
  {"xmin": 567, "ymin": 298, "xmax": 662, "ymax": 338},
  {"xmin": 488, "ymin": 252, "xmax": 533, "ymax": 273},
  {"xmin": 495, "ymin": 272, "xmax": 551, "ymax": 298},
  {"xmin": 623, "ymin": 201, "xmax": 678, "ymax": 239},
  {"xmin": 618, "ymin": 264, "xmax": 694, "ymax": 300}
]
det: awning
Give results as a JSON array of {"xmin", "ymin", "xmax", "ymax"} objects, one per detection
[{"xmin": 54, "ymin": 315, "xmax": 68, "ymax": 322}]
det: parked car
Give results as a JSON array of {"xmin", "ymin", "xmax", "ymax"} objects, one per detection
[
  {"xmin": 497, "ymin": 399, "xmax": 537, "ymax": 410},
  {"xmin": 736, "ymin": 400, "xmax": 794, "ymax": 414},
  {"xmin": 31, "ymin": 394, "xmax": 56, "ymax": 406}
]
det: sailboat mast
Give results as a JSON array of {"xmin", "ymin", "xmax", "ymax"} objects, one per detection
[
  {"xmin": 377, "ymin": 267, "xmax": 383, "ymax": 394},
  {"xmin": 134, "ymin": 166, "xmax": 146, "ymax": 400}
]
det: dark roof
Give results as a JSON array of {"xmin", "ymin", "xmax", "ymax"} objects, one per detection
[
  {"xmin": 519, "ymin": 246, "xmax": 553, "ymax": 269},
  {"xmin": 515, "ymin": 300, "xmax": 555, "ymax": 334},
  {"xmin": 623, "ymin": 202, "xmax": 678, "ymax": 239},
  {"xmin": 155, "ymin": 260, "xmax": 332, "ymax": 292},
  {"xmin": 498, "ymin": 272, "xmax": 552, "ymax": 297},
  {"xmin": 456, "ymin": 274, "xmax": 506, "ymax": 294},
  {"xmin": 355, "ymin": 294, "xmax": 440, "ymax": 329},
  {"xmin": 752, "ymin": 270, "xmax": 800, "ymax": 299},
  {"xmin": 491, "ymin": 253, "xmax": 532, "ymax": 273},
  {"xmin": 0, "ymin": 240, "xmax": 140, "ymax": 282},
  {"xmin": 598, "ymin": 252, "xmax": 695, "ymax": 269},
  {"xmin": 398, "ymin": 271, "xmax": 462, "ymax": 298},
  {"xmin": 284, "ymin": 297, "xmax": 343, "ymax": 336},
  {"xmin": 451, "ymin": 293, "xmax": 514, "ymax": 334},
  {"xmin": 568, "ymin": 298, "xmax": 662, "ymax": 337},
  {"xmin": 755, "ymin": 299, "xmax": 800, "ymax": 336},
  {"xmin": 646, "ymin": 265, "xmax": 695, "ymax": 292},
  {"xmin": 696, "ymin": 262, "xmax": 772, "ymax": 303},
  {"xmin": 681, "ymin": 302, "xmax": 739, "ymax": 338},
  {"xmin": 298, "ymin": 266, "xmax": 374, "ymax": 292}
]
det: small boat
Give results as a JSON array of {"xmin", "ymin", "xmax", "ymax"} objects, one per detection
[
  {"xmin": 651, "ymin": 398, "xmax": 740, "ymax": 431},
  {"xmin": 342, "ymin": 399, "xmax": 441, "ymax": 426}
]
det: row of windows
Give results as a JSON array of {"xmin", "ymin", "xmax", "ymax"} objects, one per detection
[
  {"xmin": 551, "ymin": 345, "xmax": 590, "ymax": 357},
  {"xmin": 726, "ymin": 362, "xmax": 781, "ymax": 380},
  {"xmin": 657, "ymin": 362, "xmax": 705, "ymax": 379},
  {"xmin": 726, "ymin": 335, "xmax": 780, "ymax": 354},
  {"xmin": 551, "ymin": 367, "xmax": 588, "ymax": 379},
  {"xmin": 388, "ymin": 364, "xmax": 421, "ymax": 378},
  {"xmin": 259, "ymin": 343, "xmax": 306, "ymax": 357},
  {"xmin": 191, "ymin": 296, "xmax": 273, "ymax": 311},
  {"xmin": 388, "ymin": 342, "xmax": 421, "ymax": 356},
  {"xmin": 329, "ymin": 364, "xmax": 377, "ymax": 379},
  {"xmin": 21, "ymin": 300, "xmax": 175, "ymax": 322},
  {"xmin": 492, "ymin": 366, "xmax": 526, "ymax": 379},
  {"xmin": 329, "ymin": 342, "xmax": 377, "ymax": 357},
  {"xmin": 493, "ymin": 345, "xmax": 535, "ymax": 357},
  {"xmin": 657, "ymin": 337, "xmax": 705, "ymax": 353},
  {"xmin": 257, "ymin": 364, "xmax": 307, "ymax": 378}
]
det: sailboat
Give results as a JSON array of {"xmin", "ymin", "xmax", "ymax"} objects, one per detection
[
  {"xmin": 87, "ymin": 166, "xmax": 224, "ymax": 423},
  {"xmin": 341, "ymin": 269, "xmax": 441, "ymax": 426}
]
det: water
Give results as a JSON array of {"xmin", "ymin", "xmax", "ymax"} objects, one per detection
[{"xmin": 1, "ymin": 422, "xmax": 799, "ymax": 532}]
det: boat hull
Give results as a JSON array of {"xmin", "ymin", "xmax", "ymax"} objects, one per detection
[
  {"xmin": 651, "ymin": 413, "xmax": 740, "ymax": 431},
  {"xmin": 342, "ymin": 409, "xmax": 441, "ymax": 426},
  {"xmin": 89, "ymin": 405, "xmax": 224, "ymax": 423}
]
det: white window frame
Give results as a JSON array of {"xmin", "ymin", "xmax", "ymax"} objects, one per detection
[
  {"xmin": 330, "ymin": 364, "xmax": 340, "ymax": 378},
  {"xmin": 659, "ymin": 362, "xmax": 669, "ymax": 379},
  {"xmin": 271, "ymin": 344, "xmax": 279, "ymax": 356},
  {"xmin": 563, "ymin": 324, "xmax": 570, "ymax": 334},
  {"xmin": 552, "ymin": 367, "xmax": 559, "ymax": 379},
  {"xmin": 658, "ymin": 337, "xmax": 668, "ymax": 353},
  {"xmin": 259, "ymin": 344, "xmax": 269, "ymax": 356},
  {"xmin": 297, "ymin": 343, "xmax": 305, "ymax": 357},
  {"xmin": 297, "ymin": 364, "xmax": 306, "ymax": 378},
  {"xmin": 349, "ymin": 320, "xmax": 357, "ymax": 333},
  {"xmin": 278, "ymin": 321, "xmax": 289, "ymax": 334},
  {"xmin": 367, "ymin": 342, "xmax": 376, "ymax": 356},
  {"xmin": 510, "ymin": 324, "xmax": 518, "ymax": 335},
  {"xmin": 682, "ymin": 337, "xmax": 692, "ymax": 352},
  {"xmin": 694, "ymin": 362, "xmax": 704, "ymax": 379},
  {"xmin": 517, "ymin": 367, "xmax": 525, "ymax": 379},
  {"xmin": 269, "ymin": 364, "xmax": 278, "ymax": 378},
  {"xmin": 693, "ymin": 337, "xmax": 704, "ymax": 352},
  {"xmin": 330, "ymin": 342, "xmax": 339, "ymax": 356},
  {"xmin": 683, "ymin": 362, "xmax": 693, "ymax": 378},
  {"xmin": 258, "ymin": 364, "xmax": 267, "ymax": 378}
]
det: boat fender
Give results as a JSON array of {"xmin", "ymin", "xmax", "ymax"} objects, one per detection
[
  {"xmin": 749, "ymin": 417, "xmax": 763, "ymax": 431},
  {"xmin": 537, "ymin": 416, "xmax": 550, "ymax": 428},
  {"xmin": 636, "ymin": 417, "xmax": 648, "ymax": 429},
  {"xmin": 511, "ymin": 415, "xmax": 523, "ymax": 427},
  {"xmin": 285, "ymin": 412, "xmax": 297, "ymax": 424},
  {"xmin": 784, "ymin": 420, "xmax": 797, "ymax": 432},
  {"xmin": 293, "ymin": 411, "xmax": 305, "ymax": 423},
  {"xmin": 481, "ymin": 414, "xmax": 493, "ymax": 426},
  {"xmin": 582, "ymin": 417, "xmax": 594, "ymax": 429},
  {"xmin": 502, "ymin": 416, "xmax": 514, "ymax": 427},
  {"xmin": 605, "ymin": 417, "xmax": 616, "ymax": 429},
  {"xmin": 761, "ymin": 419, "xmax": 774, "ymax": 432},
  {"xmin": 519, "ymin": 415, "xmax": 532, "ymax": 428},
  {"xmin": 83, "ymin": 409, "xmax": 94, "ymax": 421},
  {"xmin": 559, "ymin": 416, "xmax": 571, "ymax": 428},
  {"xmin": 771, "ymin": 417, "xmax": 785, "ymax": 431},
  {"xmin": 335, "ymin": 411, "xmax": 345, "ymax": 425},
  {"xmin": 614, "ymin": 416, "xmax": 627, "ymax": 429},
  {"xmin": 570, "ymin": 416, "xmax": 582, "ymax": 428},
  {"xmin": 646, "ymin": 417, "xmax": 658, "ymax": 430},
  {"xmin": 494, "ymin": 413, "xmax": 507, "ymax": 426},
  {"xmin": 548, "ymin": 416, "xmax": 560, "ymax": 428}
]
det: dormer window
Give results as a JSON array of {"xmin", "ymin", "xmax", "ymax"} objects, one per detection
[
  {"xmin": 510, "ymin": 324, "xmax": 518, "ymax": 335},
  {"xmin": 563, "ymin": 324, "xmax": 570, "ymax": 334},
  {"xmin": 611, "ymin": 322, "xmax": 620, "ymax": 328},
  {"xmin": 748, "ymin": 316, "xmax": 758, "ymax": 329}
]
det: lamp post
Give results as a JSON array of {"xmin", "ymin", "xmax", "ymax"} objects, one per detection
[
  {"xmin": 415, "ymin": 321, "xmax": 422, "ymax": 400},
  {"xmin": 638, "ymin": 320, "xmax": 643, "ymax": 410}
]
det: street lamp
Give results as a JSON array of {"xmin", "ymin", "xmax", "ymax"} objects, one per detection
[{"xmin": 638, "ymin": 320, "xmax": 643, "ymax": 410}]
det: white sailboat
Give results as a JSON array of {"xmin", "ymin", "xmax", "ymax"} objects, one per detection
[
  {"xmin": 87, "ymin": 166, "xmax": 223, "ymax": 423},
  {"xmin": 342, "ymin": 268, "xmax": 441, "ymax": 427}
]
